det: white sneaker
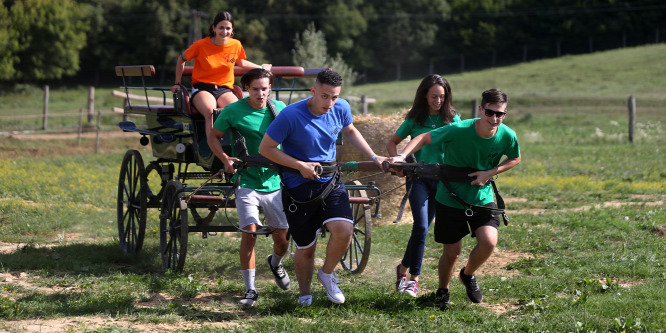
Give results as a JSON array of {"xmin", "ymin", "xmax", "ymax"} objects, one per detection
[
  {"xmin": 317, "ymin": 269, "xmax": 345, "ymax": 304},
  {"xmin": 401, "ymin": 280, "xmax": 419, "ymax": 298},
  {"xmin": 298, "ymin": 295, "xmax": 313, "ymax": 306}
]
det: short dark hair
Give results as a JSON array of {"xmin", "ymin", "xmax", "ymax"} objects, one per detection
[
  {"xmin": 315, "ymin": 69, "xmax": 343, "ymax": 87},
  {"xmin": 240, "ymin": 68, "xmax": 274, "ymax": 89},
  {"xmin": 481, "ymin": 89, "xmax": 508, "ymax": 106},
  {"xmin": 209, "ymin": 11, "xmax": 234, "ymax": 37}
]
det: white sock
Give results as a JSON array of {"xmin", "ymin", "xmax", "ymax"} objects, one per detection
[
  {"xmin": 242, "ymin": 269, "xmax": 256, "ymax": 291},
  {"xmin": 270, "ymin": 250, "xmax": 284, "ymax": 267}
]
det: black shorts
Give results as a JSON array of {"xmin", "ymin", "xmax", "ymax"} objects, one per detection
[
  {"xmin": 434, "ymin": 201, "xmax": 501, "ymax": 244},
  {"xmin": 191, "ymin": 82, "xmax": 234, "ymax": 101},
  {"xmin": 282, "ymin": 179, "xmax": 353, "ymax": 249}
]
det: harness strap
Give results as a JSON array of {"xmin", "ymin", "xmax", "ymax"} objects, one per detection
[{"xmin": 441, "ymin": 179, "xmax": 509, "ymax": 226}]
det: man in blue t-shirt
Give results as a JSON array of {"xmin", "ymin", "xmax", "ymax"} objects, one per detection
[
  {"xmin": 390, "ymin": 88, "xmax": 521, "ymax": 310},
  {"xmin": 259, "ymin": 70, "xmax": 387, "ymax": 306}
]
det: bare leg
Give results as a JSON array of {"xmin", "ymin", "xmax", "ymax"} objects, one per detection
[
  {"xmin": 271, "ymin": 228, "xmax": 289, "ymax": 257},
  {"xmin": 294, "ymin": 244, "xmax": 316, "ymax": 296},
  {"xmin": 192, "ymin": 92, "xmax": 218, "ymax": 140},
  {"xmin": 321, "ymin": 220, "xmax": 353, "ymax": 274},
  {"xmin": 239, "ymin": 224, "xmax": 257, "ymax": 270},
  {"xmin": 438, "ymin": 241, "xmax": 462, "ymax": 289},
  {"xmin": 463, "ymin": 226, "xmax": 498, "ymax": 275}
]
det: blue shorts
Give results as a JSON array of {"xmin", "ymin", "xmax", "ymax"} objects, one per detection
[
  {"xmin": 434, "ymin": 201, "xmax": 501, "ymax": 244},
  {"xmin": 282, "ymin": 179, "xmax": 353, "ymax": 249}
]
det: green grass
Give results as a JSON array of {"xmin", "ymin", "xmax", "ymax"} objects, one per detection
[{"xmin": 1, "ymin": 45, "xmax": 665, "ymax": 331}]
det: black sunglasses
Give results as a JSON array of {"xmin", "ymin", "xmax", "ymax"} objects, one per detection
[{"xmin": 483, "ymin": 108, "xmax": 506, "ymax": 118}]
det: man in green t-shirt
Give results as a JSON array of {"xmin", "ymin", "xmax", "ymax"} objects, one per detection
[
  {"xmin": 390, "ymin": 88, "xmax": 521, "ymax": 310},
  {"xmin": 208, "ymin": 68, "xmax": 290, "ymax": 307}
]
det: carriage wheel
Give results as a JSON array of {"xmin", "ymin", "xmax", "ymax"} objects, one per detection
[
  {"xmin": 341, "ymin": 180, "xmax": 372, "ymax": 274},
  {"xmin": 117, "ymin": 150, "xmax": 147, "ymax": 254},
  {"xmin": 160, "ymin": 180, "xmax": 189, "ymax": 272},
  {"xmin": 144, "ymin": 162, "xmax": 172, "ymax": 208}
]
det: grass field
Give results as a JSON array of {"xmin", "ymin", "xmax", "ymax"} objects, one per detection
[{"xmin": 0, "ymin": 45, "xmax": 664, "ymax": 332}]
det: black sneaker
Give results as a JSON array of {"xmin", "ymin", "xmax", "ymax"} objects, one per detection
[
  {"xmin": 458, "ymin": 267, "xmax": 483, "ymax": 303},
  {"xmin": 266, "ymin": 255, "xmax": 290, "ymax": 290},
  {"xmin": 434, "ymin": 288, "xmax": 450, "ymax": 310},
  {"xmin": 238, "ymin": 289, "xmax": 258, "ymax": 307}
]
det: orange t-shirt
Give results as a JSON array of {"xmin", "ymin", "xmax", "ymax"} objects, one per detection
[{"xmin": 184, "ymin": 37, "xmax": 247, "ymax": 87}]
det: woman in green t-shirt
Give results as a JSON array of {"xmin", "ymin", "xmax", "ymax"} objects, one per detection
[{"xmin": 386, "ymin": 74, "xmax": 460, "ymax": 297}]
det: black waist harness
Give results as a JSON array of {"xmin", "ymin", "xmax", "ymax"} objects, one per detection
[
  {"xmin": 282, "ymin": 160, "xmax": 340, "ymax": 212},
  {"xmin": 439, "ymin": 164, "xmax": 509, "ymax": 226}
]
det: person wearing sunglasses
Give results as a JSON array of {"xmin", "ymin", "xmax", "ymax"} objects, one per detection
[
  {"xmin": 385, "ymin": 74, "xmax": 461, "ymax": 298},
  {"xmin": 389, "ymin": 88, "xmax": 521, "ymax": 310}
]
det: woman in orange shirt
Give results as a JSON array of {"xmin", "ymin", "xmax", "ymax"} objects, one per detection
[{"xmin": 170, "ymin": 11, "xmax": 271, "ymax": 138}]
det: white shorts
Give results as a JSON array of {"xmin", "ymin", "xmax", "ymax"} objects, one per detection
[{"xmin": 235, "ymin": 186, "xmax": 289, "ymax": 230}]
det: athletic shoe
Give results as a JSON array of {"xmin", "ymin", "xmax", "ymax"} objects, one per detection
[
  {"xmin": 458, "ymin": 267, "xmax": 483, "ymax": 303},
  {"xmin": 402, "ymin": 280, "xmax": 419, "ymax": 297},
  {"xmin": 395, "ymin": 264, "xmax": 407, "ymax": 292},
  {"xmin": 238, "ymin": 289, "xmax": 258, "ymax": 307},
  {"xmin": 434, "ymin": 288, "xmax": 450, "ymax": 310},
  {"xmin": 266, "ymin": 255, "xmax": 290, "ymax": 290},
  {"xmin": 298, "ymin": 295, "xmax": 313, "ymax": 306},
  {"xmin": 317, "ymin": 269, "xmax": 345, "ymax": 304}
]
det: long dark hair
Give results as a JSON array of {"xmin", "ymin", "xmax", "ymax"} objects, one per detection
[
  {"xmin": 208, "ymin": 11, "xmax": 234, "ymax": 37},
  {"xmin": 405, "ymin": 74, "xmax": 457, "ymax": 126}
]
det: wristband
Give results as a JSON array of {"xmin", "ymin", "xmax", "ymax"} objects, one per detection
[
  {"xmin": 396, "ymin": 153, "xmax": 406, "ymax": 159},
  {"xmin": 371, "ymin": 154, "xmax": 377, "ymax": 160}
]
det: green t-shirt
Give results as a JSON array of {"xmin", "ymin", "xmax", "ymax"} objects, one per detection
[
  {"xmin": 395, "ymin": 114, "xmax": 461, "ymax": 164},
  {"xmin": 430, "ymin": 118, "xmax": 520, "ymax": 208},
  {"xmin": 213, "ymin": 98, "xmax": 286, "ymax": 192}
]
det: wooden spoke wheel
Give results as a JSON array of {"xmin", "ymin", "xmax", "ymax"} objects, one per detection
[
  {"xmin": 117, "ymin": 150, "xmax": 147, "ymax": 254},
  {"xmin": 341, "ymin": 180, "xmax": 372, "ymax": 274},
  {"xmin": 160, "ymin": 180, "xmax": 188, "ymax": 272}
]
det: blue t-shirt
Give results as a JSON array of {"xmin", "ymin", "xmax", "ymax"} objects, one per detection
[{"xmin": 265, "ymin": 97, "xmax": 353, "ymax": 188}]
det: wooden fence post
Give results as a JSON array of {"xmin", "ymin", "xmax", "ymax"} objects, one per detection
[
  {"xmin": 471, "ymin": 99, "xmax": 479, "ymax": 118},
  {"xmin": 42, "ymin": 85, "xmax": 49, "ymax": 130},
  {"xmin": 78, "ymin": 108, "xmax": 83, "ymax": 146},
  {"xmin": 361, "ymin": 94, "xmax": 368, "ymax": 115},
  {"xmin": 95, "ymin": 109, "xmax": 101, "ymax": 153},
  {"xmin": 87, "ymin": 86, "xmax": 95, "ymax": 127},
  {"xmin": 628, "ymin": 95, "xmax": 636, "ymax": 143}
]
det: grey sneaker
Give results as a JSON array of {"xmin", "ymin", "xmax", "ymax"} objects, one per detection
[
  {"xmin": 238, "ymin": 289, "xmax": 258, "ymax": 307},
  {"xmin": 266, "ymin": 255, "xmax": 290, "ymax": 290},
  {"xmin": 434, "ymin": 288, "xmax": 450, "ymax": 310},
  {"xmin": 458, "ymin": 267, "xmax": 483, "ymax": 303},
  {"xmin": 298, "ymin": 294, "xmax": 313, "ymax": 306},
  {"xmin": 317, "ymin": 269, "xmax": 345, "ymax": 304}
]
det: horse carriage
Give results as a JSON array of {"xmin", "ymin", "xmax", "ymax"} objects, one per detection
[{"xmin": 115, "ymin": 65, "xmax": 382, "ymax": 274}]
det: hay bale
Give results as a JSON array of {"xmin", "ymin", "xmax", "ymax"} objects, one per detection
[{"xmin": 337, "ymin": 113, "xmax": 415, "ymax": 225}]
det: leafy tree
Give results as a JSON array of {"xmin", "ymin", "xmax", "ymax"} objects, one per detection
[
  {"xmin": 292, "ymin": 22, "xmax": 359, "ymax": 97},
  {"xmin": 0, "ymin": 3, "xmax": 19, "ymax": 80},
  {"xmin": 8, "ymin": 0, "xmax": 89, "ymax": 81}
]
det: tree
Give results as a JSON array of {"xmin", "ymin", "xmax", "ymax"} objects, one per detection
[
  {"xmin": 292, "ymin": 23, "xmax": 359, "ymax": 98},
  {"xmin": 0, "ymin": 3, "xmax": 19, "ymax": 80},
  {"xmin": 8, "ymin": 0, "xmax": 89, "ymax": 81}
]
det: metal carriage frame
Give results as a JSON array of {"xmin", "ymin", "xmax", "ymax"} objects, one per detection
[{"xmin": 115, "ymin": 65, "xmax": 382, "ymax": 274}]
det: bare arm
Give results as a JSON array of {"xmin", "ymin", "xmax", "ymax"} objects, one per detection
[
  {"xmin": 469, "ymin": 156, "xmax": 522, "ymax": 186},
  {"xmin": 341, "ymin": 123, "xmax": 387, "ymax": 168},
  {"xmin": 207, "ymin": 128, "xmax": 239, "ymax": 174},
  {"xmin": 258, "ymin": 133, "xmax": 321, "ymax": 180},
  {"xmin": 389, "ymin": 132, "xmax": 432, "ymax": 164},
  {"xmin": 386, "ymin": 133, "xmax": 404, "ymax": 157},
  {"xmin": 238, "ymin": 59, "xmax": 272, "ymax": 71},
  {"xmin": 170, "ymin": 53, "xmax": 187, "ymax": 93}
]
